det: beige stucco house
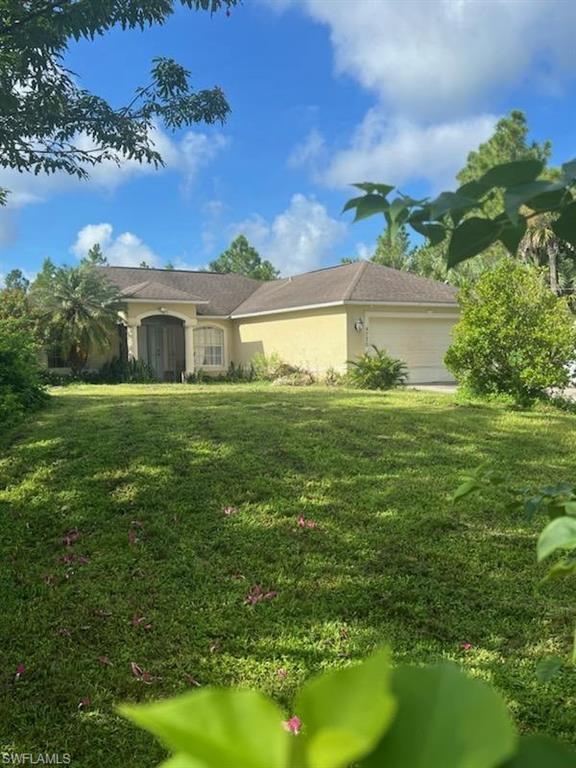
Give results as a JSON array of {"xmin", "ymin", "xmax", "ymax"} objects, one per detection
[{"xmin": 71, "ymin": 261, "xmax": 459, "ymax": 383}]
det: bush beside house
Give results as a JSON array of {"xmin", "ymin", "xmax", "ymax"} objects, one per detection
[
  {"xmin": 446, "ymin": 261, "xmax": 576, "ymax": 405},
  {"xmin": 0, "ymin": 319, "xmax": 47, "ymax": 431}
]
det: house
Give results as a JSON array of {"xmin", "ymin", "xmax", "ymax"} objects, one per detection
[{"xmin": 73, "ymin": 261, "xmax": 460, "ymax": 383}]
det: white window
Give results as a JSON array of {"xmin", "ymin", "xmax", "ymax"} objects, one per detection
[{"xmin": 194, "ymin": 326, "xmax": 224, "ymax": 368}]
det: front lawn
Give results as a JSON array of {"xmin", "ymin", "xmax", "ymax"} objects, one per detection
[{"xmin": 1, "ymin": 384, "xmax": 575, "ymax": 765}]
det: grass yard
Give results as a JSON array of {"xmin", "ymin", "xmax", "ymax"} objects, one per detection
[{"xmin": 1, "ymin": 383, "xmax": 576, "ymax": 766}]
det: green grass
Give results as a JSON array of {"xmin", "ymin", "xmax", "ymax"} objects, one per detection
[{"xmin": 1, "ymin": 383, "xmax": 575, "ymax": 765}]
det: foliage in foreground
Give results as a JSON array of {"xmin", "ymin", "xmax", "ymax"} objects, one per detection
[
  {"xmin": 445, "ymin": 261, "xmax": 576, "ymax": 404},
  {"xmin": 0, "ymin": 319, "xmax": 47, "ymax": 430},
  {"xmin": 0, "ymin": 0, "xmax": 237, "ymax": 203},
  {"xmin": 454, "ymin": 467, "xmax": 576, "ymax": 670},
  {"xmin": 343, "ymin": 157, "xmax": 576, "ymax": 271},
  {"xmin": 121, "ymin": 648, "xmax": 572, "ymax": 768},
  {"xmin": 347, "ymin": 346, "xmax": 408, "ymax": 391}
]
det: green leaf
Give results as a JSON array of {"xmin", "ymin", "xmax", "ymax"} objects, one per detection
[
  {"xmin": 456, "ymin": 180, "xmax": 489, "ymax": 200},
  {"xmin": 480, "ymin": 159, "xmax": 544, "ymax": 188},
  {"xmin": 409, "ymin": 220, "xmax": 447, "ymax": 246},
  {"xmin": 499, "ymin": 217, "xmax": 527, "ymax": 255},
  {"xmin": 452, "ymin": 479, "xmax": 480, "ymax": 503},
  {"xmin": 160, "ymin": 755, "xmax": 205, "ymax": 768},
  {"xmin": 352, "ymin": 182, "xmax": 395, "ymax": 196},
  {"xmin": 535, "ymin": 656, "xmax": 563, "ymax": 683},
  {"xmin": 296, "ymin": 649, "xmax": 397, "ymax": 768},
  {"xmin": 537, "ymin": 516, "xmax": 576, "ymax": 562},
  {"xmin": 362, "ymin": 664, "xmax": 517, "ymax": 768},
  {"xmin": 342, "ymin": 194, "xmax": 390, "ymax": 222},
  {"xmin": 120, "ymin": 689, "xmax": 289, "ymax": 768},
  {"xmin": 541, "ymin": 556, "xmax": 576, "ymax": 582},
  {"xmin": 562, "ymin": 501, "xmax": 576, "ymax": 516},
  {"xmin": 504, "ymin": 181, "xmax": 564, "ymax": 222},
  {"xmin": 447, "ymin": 218, "xmax": 503, "ymax": 268},
  {"xmin": 429, "ymin": 191, "xmax": 480, "ymax": 220},
  {"xmin": 501, "ymin": 735, "xmax": 576, "ymax": 767},
  {"xmin": 552, "ymin": 201, "xmax": 576, "ymax": 248}
]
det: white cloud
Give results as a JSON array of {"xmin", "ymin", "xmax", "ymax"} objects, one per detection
[
  {"xmin": 71, "ymin": 223, "xmax": 163, "ymax": 268},
  {"xmin": 288, "ymin": 128, "xmax": 326, "ymax": 170},
  {"xmin": 288, "ymin": 0, "xmax": 576, "ymax": 119},
  {"xmin": 232, "ymin": 193, "xmax": 346, "ymax": 275},
  {"xmin": 321, "ymin": 112, "xmax": 498, "ymax": 190},
  {"xmin": 273, "ymin": 0, "xmax": 576, "ymax": 189}
]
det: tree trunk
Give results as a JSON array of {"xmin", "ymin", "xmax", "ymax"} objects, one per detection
[
  {"xmin": 68, "ymin": 343, "xmax": 88, "ymax": 376},
  {"xmin": 548, "ymin": 241, "xmax": 559, "ymax": 295}
]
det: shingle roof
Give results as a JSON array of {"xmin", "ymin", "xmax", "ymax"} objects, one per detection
[
  {"xmin": 99, "ymin": 267, "xmax": 261, "ymax": 316},
  {"xmin": 120, "ymin": 279, "xmax": 207, "ymax": 303},
  {"xmin": 230, "ymin": 261, "xmax": 457, "ymax": 316},
  {"xmin": 99, "ymin": 261, "xmax": 457, "ymax": 318}
]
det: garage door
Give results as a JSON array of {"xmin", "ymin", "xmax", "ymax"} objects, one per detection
[{"xmin": 367, "ymin": 316, "xmax": 457, "ymax": 383}]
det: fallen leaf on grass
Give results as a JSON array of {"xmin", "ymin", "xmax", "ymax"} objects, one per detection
[
  {"xmin": 244, "ymin": 585, "xmax": 278, "ymax": 605},
  {"xmin": 131, "ymin": 614, "xmax": 152, "ymax": 631},
  {"xmin": 98, "ymin": 656, "xmax": 112, "ymax": 667},
  {"xmin": 78, "ymin": 697, "xmax": 91, "ymax": 710},
  {"xmin": 62, "ymin": 529, "xmax": 81, "ymax": 547},
  {"xmin": 222, "ymin": 506, "xmax": 238, "ymax": 517},
  {"xmin": 297, "ymin": 515, "xmax": 318, "ymax": 529},
  {"xmin": 130, "ymin": 662, "xmax": 155, "ymax": 684},
  {"xmin": 15, "ymin": 664, "xmax": 25, "ymax": 680}
]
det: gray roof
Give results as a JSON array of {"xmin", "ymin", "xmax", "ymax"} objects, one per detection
[
  {"xmin": 99, "ymin": 267, "xmax": 261, "ymax": 316},
  {"xmin": 231, "ymin": 261, "xmax": 457, "ymax": 316},
  {"xmin": 100, "ymin": 261, "xmax": 457, "ymax": 318}
]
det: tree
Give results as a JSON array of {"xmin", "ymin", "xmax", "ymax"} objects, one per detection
[
  {"xmin": 0, "ymin": 0, "xmax": 238, "ymax": 202},
  {"xmin": 30, "ymin": 264, "xmax": 124, "ymax": 374},
  {"xmin": 4, "ymin": 268, "xmax": 29, "ymax": 293},
  {"xmin": 81, "ymin": 244, "xmax": 108, "ymax": 267},
  {"xmin": 164, "ymin": 262, "xmax": 175, "ymax": 270},
  {"xmin": 208, "ymin": 235, "xmax": 279, "ymax": 280},
  {"xmin": 372, "ymin": 226, "xmax": 413, "ymax": 270},
  {"xmin": 445, "ymin": 261, "xmax": 576, "ymax": 404},
  {"xmin": 0, "ymin": 269, "xmax": 31, "ymax": 327},
  {"xmin": 412, "ymin": 111, "xmax": 553, "ymax": 284},
  {"xmin": 139, "ymin": 261, "xmax": 151, "ymax": 269}
]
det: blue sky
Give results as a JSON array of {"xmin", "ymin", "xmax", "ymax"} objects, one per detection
[{"xmin": 1, "ymin": 0, "xmax": 576, "ymax": 281}]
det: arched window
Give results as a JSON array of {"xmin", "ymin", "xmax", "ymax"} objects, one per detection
[{"xmin": 194, "ymin": 326, "xmax": 224, "ymax": 368}]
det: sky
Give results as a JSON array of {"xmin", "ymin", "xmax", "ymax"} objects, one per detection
[{"xmin": 1, "ymin": 0, "xmax": 576, "ymax": 282}]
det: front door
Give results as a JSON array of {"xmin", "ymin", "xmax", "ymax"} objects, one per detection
[{"xmin": 138, "ymin": 316, "xmax": 186, "ymax": 381}]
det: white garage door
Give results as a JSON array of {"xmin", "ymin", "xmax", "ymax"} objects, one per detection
[{"xmin": 367, "ymin": 316, "xmax": 457, "ymax": 383}]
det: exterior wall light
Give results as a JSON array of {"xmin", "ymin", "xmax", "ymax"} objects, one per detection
[
  {"xmin": 159, "ymin": 307, "xmax": 167, "ymax": 314},
  {"xmin": 354, "ymin": 318, "xmax": 364, "ymax": 333}
]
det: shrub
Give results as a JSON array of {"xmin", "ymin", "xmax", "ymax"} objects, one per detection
[
  {"xmin": 0, "ymin": 319, "xmax": 47, "ymax": 430},
  {"xmin": 250, "ymin": 353, "xmax": 301, "ymax": 381},
  {"xmin": 271, "ymin": 370, "xmax": 315, "ymax": 387},
  {"xmin": 324, "ymin": 366, "xmax": 344, "ymax": 386},
  {"xmin": 226, "ymin": 361, "xmax": 255, "ymax": 382},
  {"xmin": 445, "ymin": 261, "xmax": 576, "ymax": 405},
  {"xmin": 98, "ymin": 357, "xmax": 156, "ymax": 384},
  {"xmin": 347, "ymin": 345, "xmax": 408, "ymax": 390}
]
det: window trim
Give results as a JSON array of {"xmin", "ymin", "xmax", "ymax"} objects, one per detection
[{"xmin": 193, "ymin": 324, "xmax": 227, "ymax": 370}]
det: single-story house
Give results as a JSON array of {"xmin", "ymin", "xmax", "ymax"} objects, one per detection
[{"xmin": 50, "ymin": 261, "xmax": 460, "ymax": 383}]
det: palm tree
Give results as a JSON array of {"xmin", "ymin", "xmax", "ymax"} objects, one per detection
[
  {"xmin": 31, "ymin": 265, "xmax": 124, "ymax": 374},
  {"xmin": 519, "ymin": 213, "xmax": 575, "ymax": 295}
]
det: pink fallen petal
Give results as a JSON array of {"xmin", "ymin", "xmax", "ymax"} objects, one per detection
[
  {"xmin": 297, "ymin": 515, "xmax": 306, "ymax": 528},
  {"xmin": 461, "ymin": 642, "xmax": 473, "ymax": 651},
  {"xmin": 131, "ymin": 662, "xmax": 144, "ymax": 679},
  {"xmin": 277, "ymin": 668, "xmax": 288, "ymax": 680},
  {"xmin": 78, "ymin": 697, "xmax": 91, "ymax": 710},
  {"xmin": 283, "ymin": 715, "xmax": 302, "ymax": 735},
  {"xmin": 77, "ymin": 555, "xmax": 91, "ymax": 565},
  {"xmin": 62, "ymin": 529, "xmax": 81, "ymax": 547},
  {"xmin": 131, "ymin": 614, "xmax": 152, "ymax": 630},
  {"xmin": 244, "ymin": 585, "xmax": 278, "ymax": 605},
  {"xmin": 222, "ymin": 506, "xmax": 238, "ymax": 517},
  {"xmin": 141, "ymin": 670, "xmax": 154, "ymax": 684},
  {"xmin": 15, "ymin": 664, "xmax": 25, "ymax": 680}
]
